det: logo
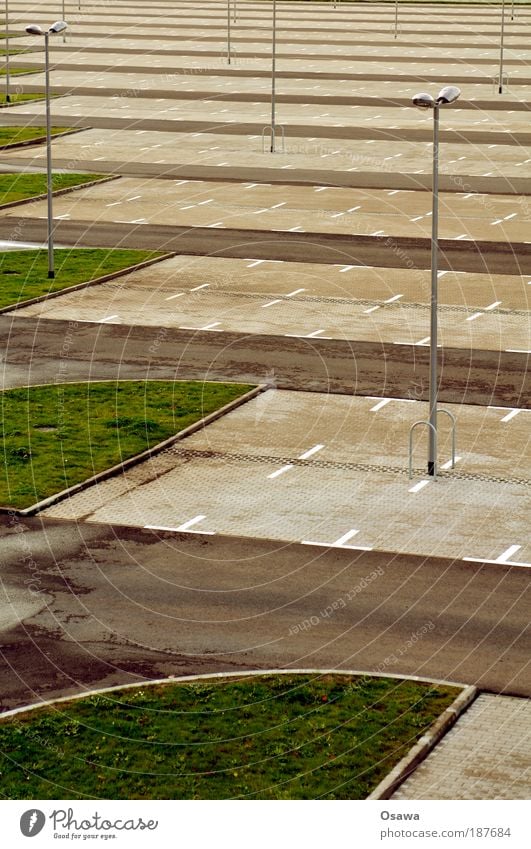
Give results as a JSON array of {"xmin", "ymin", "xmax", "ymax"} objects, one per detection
[{"xmin": 20, "ymin": 810, "xmax": 46, "ymax": 838}]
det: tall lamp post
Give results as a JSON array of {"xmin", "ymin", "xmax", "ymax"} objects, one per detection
[
  {"xmin": 227, "ymin": 0, "xmax": 231, "ymax": 64},
  {"xmin": 499, "ymin": 0, "xmax": 506, "ymax": 93},
  {"xmin": 25, "ymin": 21, "xmax": 68, "ymax": 280},
  {"xmin": 394, "ymin": 0, "xmax": 399, "ymax": 39},
  {"xmin": 5, "ymin": 0, "xmax": 11, "ymax": 102},
  {"xmin": 408, "ymin": 86, "xmax": 460, "ymax": 479}
]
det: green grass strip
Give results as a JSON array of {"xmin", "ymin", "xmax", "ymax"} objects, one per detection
[
  {"xmin": 0, "ymin": 125, "xmax": 70, "ymax": 147},
  {"xmin": 0, "ymin": 674, "xmax": 458, "ymax": 799},
  {"xmin": 0, "ymin": 380, "xmax": 253, "ymax": 508},
  {"xmin": 0, "ymin": 172, "xmax": 108, "ymax": 205},
  {"xmin": 0, "ymin": 247, "xmax": 163, "ymax": 310},
  {"xmin": 0, "ymin": 93, "xmax": 46, "ymax": 105}
]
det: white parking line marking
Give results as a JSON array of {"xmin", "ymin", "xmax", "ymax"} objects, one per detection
[
  {"xmin": 165, "ymin": 293, "xmax": 185, "ymax": 300},
  {"xmin": 144, "ymin": 523, "xmax": 215, "ymax": 536},
  {"xmin": 500, "ymin": 409, "xmax": 520, "ymax": 422},
  {"xmin": 286, "ymin": 289, "xmax": 306, "ymax": 297},
  {"xmin": 306, "ymin": 330, "xmax": 325, "ymax": 337},
  {"xmin": 190, "ymin": 284, "xmax": 210, "ymax": 291},
  {"xmin": 364, "ymin": 306, "xmax": 380, "ymax": 314},
  {"xmin": 298, "ymin": 444, "xmax": 324, "ymax": 460},
  {"xmin": 496, "ymin": 544, "xmax": 522, "ymax": 562},
  {"xmin": 384, "ymin": 294, "xmax": 403, "ymax": 303},
  {"xmin": 176, "ymin": 515, "xmax": 208, "ymax": 532},
  {"xmin": 332, "ymin": 529, "xmax": 360, "ymax": 546},
  {"xmin": 409, "ymin": 480, "xmax": 430, "ymax": 494},
  {"xmin": 484, "ymin": 301, "xmax": 502, "ymax": 310},
  {"xmin": 370, "ymin": 399, "xmax": 391, "ymax": 412},
  {"xmin": 466, "ymin": 312, "xmax": 483, "ymax": 321},
  {"xmin": 415, "ymin": 337, "xmax": 430, "ymax": 346},
  {"xmin": 268, "ymin": 464, "xmax": 294, "ymax": 479},
  {"xmin": 99, "ymin": 315, "xmax": 119, "ymax": 323},
  {"xmin": 262, "ymin": 299, "xmax": 282, "ymax": 308},
  {"xmin": 301, "ymin": 540, "xmax": 373, "ymax": 552},
  {"xmin": 441, "ymin": 456, "xmax": 462, "ymax": 470}
]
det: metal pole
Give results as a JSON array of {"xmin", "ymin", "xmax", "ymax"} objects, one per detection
[
  {"xmin": 62, "ymin": 0, "xmax": 67, "ymax": 42},
  {"xmin": 5, "ymin": 0, "xmax": 10, "ymax": 102},
  {"xmin": 233, "ymin": 0, "xmax": 237, "ymax": 23},
  {"xmin": 270, "ymin": 0, "xmax": 276, "ymax": 152},
  {"xmin": 511, "ymin": 0, "xmax": 515, "ymax": 19},
  {"xmin": 499, "ymin": 0, "xmax": 506, "ymax": 93},
  {"xmin": 44, "ymin": 32, "xmax": 55, "ymax": 279},
  {"xmin": 428, "ymin": 104, "xmax": 439, "ymax": 476},
  {"xmin": 227, "ymin": 0, "xmax": 231, "ymax": 64},
  {"xmin": 394, "ymin": 0, "xmax": 398, "ymax": 39}
]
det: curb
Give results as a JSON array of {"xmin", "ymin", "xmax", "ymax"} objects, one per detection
[
  {"xmin": 0, "ymin": 249, "xmax": 174, "ymax": 314},
  {"xmin": 0, "ymin": 173, "xmax": 119, "ymax": 212},
  {"xmin": 0, "ymin": 127, "xmax": 84, "ymax": 151},
  {"xmin": 0, "ymin": 382, "xmax": 266, "ymax": 517},
  {"xmin": 0, "ymin": 668, "xmax": 469, "ymax": 721},
  {"xmin": 366, "ymin": 684, "xmax": 478, "ymax": 799}
]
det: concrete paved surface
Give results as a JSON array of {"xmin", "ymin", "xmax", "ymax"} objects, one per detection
[
  {"xmin": 13, "ymin": 253, "xmax": 530, "ymax": 353},
  {"xmin": 39, "ymin": 389, "xmax": 531, "ymax": 565},
  {"xmin": 0, "ymin": 517, "xmax": 529, "ymax": 712},
  {"xmin": 393, "ymin": 694, "xmax": 531, "ymax": 799}
]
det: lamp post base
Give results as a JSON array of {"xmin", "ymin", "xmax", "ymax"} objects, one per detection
[
  {"xmin": 48, "ymin": 271, "xmax": 55, "ymax": 279},
  {"xmin": 428, "ymin": 461, "xmax": 436, "ymax": 477}
]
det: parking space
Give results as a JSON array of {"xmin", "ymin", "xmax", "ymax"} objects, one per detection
[{"xmin": 41, "ymin": 389, "xmax": 531, "ymax": 565}]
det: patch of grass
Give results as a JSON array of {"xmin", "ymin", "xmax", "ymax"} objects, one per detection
[
  {"xmin": 0, "ymin": 380, "xmax": 253, "ymax": 508},
  {"xmin": 0, "ymin": 125, "xmax": 70, "ymax": 147},
  {"xmin": 0, "ymin": 172, "xmax": 108, "ymax": 204},
  {"xmin": 0, "ymin": 93, "xmax": 46, "ymax": 105},
  {"xmin": 0, "ymin": 65, "xmax": 38, "ymax": 74},
  {"xmin": 0, "ymin": 247, "xmax": 163, "ymax": 309},
  {"xmin": 0, "ymin": 675, "xmax": 458, "ymax": 799}
]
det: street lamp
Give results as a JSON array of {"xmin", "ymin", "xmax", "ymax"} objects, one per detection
[
  {"xmin": 227, "ymin": 0, "xmax": 231, "ymax": 64},
  {"xmin": 262, "ymin": 0, "xmax": 284, "ymax": 153},
  {"xmin": 408, "ymin": 86, "xmax": 460, "ymax": 479},
  {"xmin": 499, "ymin": 0, "xmax": 506, "ymax": 93},
  {"xmin": 394, "ymin": 0, "xmax": 399, "ymax": 39},
  {"xmin": 25, "ymin": 21, "xmax": 68, "ymax": 279},
  {"xmin": 5, "ymin": 0, "xmax": 11, "ymax": 103}
]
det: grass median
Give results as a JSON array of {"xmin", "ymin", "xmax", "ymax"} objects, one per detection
[
  {"xmin": 0, "ymin": 247, "xmax": 163, "ymax": 309},
  {"xmin": 0, "ymin": 125, "xmax": 71, "ymax": 147},
  {"xmin": 0, "ymin": 172, "xmax": 109, "ymax": 205},
  {"xmin": 0, "ymin": 380, "xmax": 254, "ymax": 509},
  {"xmin": 0, "ymin": 674, "xmax": 458, "ymax": 799}
]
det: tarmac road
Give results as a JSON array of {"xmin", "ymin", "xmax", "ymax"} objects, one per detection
[{"xmin": 0, "ymin": 516, "xmax": 529, "ymax": 711}]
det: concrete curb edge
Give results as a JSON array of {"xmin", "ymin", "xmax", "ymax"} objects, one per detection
[
  {"xmin": 0, "ymin": 249, "xmax": 175, "ymax": 314},
  {"xmin": 0, "ymin": 382, "xmax": 266, "ymax": 517},
  {"xmin": 366, "ymin": 684, "xmax": 479, "ymax": 800},
  {"xmin": 0, "ymin": 668, "xmax": 470, "ymax": 721}
]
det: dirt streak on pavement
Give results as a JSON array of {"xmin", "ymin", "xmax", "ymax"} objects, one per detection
[{"xmin": 0, "ymin": 516, "xmax": 529, "ymax": 711}]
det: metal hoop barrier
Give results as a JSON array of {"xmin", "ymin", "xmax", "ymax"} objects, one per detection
[
  {"xmin": 408, "ymin": 410, "xmax": 457, "ymax": 480},
  {"xmin": 436, "ymin": 408, "xmax": 457, "ymax": 470},
  {"xmin": 262, "ymin": 124, "xmax": 286, "ymax": 154}
]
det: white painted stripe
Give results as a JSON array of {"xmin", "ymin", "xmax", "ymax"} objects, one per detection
[
  {"xmin": 500, "ymin": 409, "xmax": 520, "ymax": 423},
  {"xmin": 191, "ymin": 284, "xmax": 210, "ymax": 291},
  {"xmin": 364, "ymin": 306, "xmax": 380, "ymax": 314},
  {"xmin": 176, "ymin": 515, "xmax": 207, "ymax": 532},
  {"xmin": 332, "ymin": 529, "xmax": 360, "ymax": 546},
  {"xmin": 415, "ymin": 337, "xmax": 430, "ymax": 346},
  {"xmin": 165, "ymin": 293, "xmax": 185, "ymax": 300},
  {"xmin": 466, "ymin": 312, "xmax": 483, "ymax": 321},
  {"xmin": 370, "ymin": 399, "xmax": 391, "ymax": 412},
  {"xmin": 99, "ymin": 315, "xmax": 119, "ymax": 323},
  {"xmin": 144, "ymin": 524, "xmax": 215, "ymax": 536},
  {"xmin": 298, "ymin": 444, "xmax": 324, "ymax": 460},
  {"xmin": 247, "ymin": 260, "xmax": 265, "ymax": 267},
  {"xmin": 262, "ymin": 299, "xmax": 282, "ymax": 308},
  {"xmin": 339, "ymin": 265, "xmax": 355, "ymax": 272},
  {"xmin": 268, "ymin": 464, "xmax": 294, "ymax": 479},
  {"xmin": 306, "ymin": 329, "xmax": 325, "ymax": 337},
  {"xmin": 441, "ymin": 456, "xmax": 462, "ymax": 470},
  {"xmin": 409, "ymin": 480, "xmax": 430, "ymax": 494},
  {"xmin": 286, "ymin": 289, "xmax": 306, "ymax": 297},
  {"xmin": 463, "ymin": 557, "xmax": 531, "ymax": 568},
  {"xmin": 384, "ymin": 294, "xmax": 403, "ymax": 303},
  {"xmin": 301, "ymin": 541, "xmax": 373, "ymax": 552},
  {"xmin": 484, "ymin": 301, "xmax": 502, "ymax": 310},
  {"xmin": 201, "ymin": 322, "xmax": 221, "ymax": 330},
  {"xmin": 496, "ymin": 544, "xmax": 522, "ymax": 562}
]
